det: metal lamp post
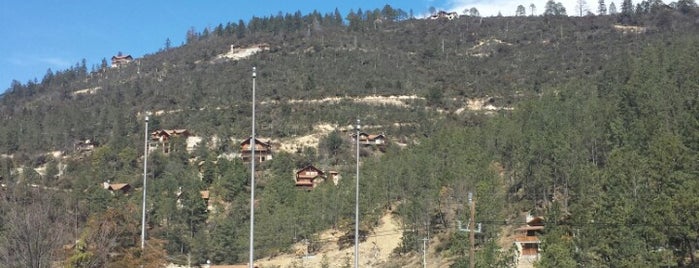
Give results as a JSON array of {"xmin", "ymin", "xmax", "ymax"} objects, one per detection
[
  {"xmin": 249, "ymin": 67, "xmax": 257, "ymax": 268},
  {"xmin": 141, "ymin": 114, "xmax": 149, "ymax": 249},
  {"xmin": 354, "ymin": 119, "xmax": 360, "ymax": 268}
]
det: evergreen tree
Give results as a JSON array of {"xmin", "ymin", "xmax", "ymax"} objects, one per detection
[
  {"xmin": 516, "ymin": 5, "xmax": 527, "ymax": 16},
  {"xmin": 469, "ymin": 7, "xmax": 480, "ymax": 17},
  {"xmin": 544, "ymin": 0, "xmax": 568, "ymax": 15},
  {"xmin": 620, "ymin": 0, "xmax": 634, "ymax": 18},
  {"xmin": 236, "ymin": 20, "xmax": 246, "ymax": 39},
  {"xmin": 577, "ymin": 0, "xmax": 589, "ymax": 16},
  {"xmin": 333, "ymin": 8, "xmax": 343, "ymax": 25},
  {"xmin": 598, "ymin": 0, "xmax": 608, "ymax": 14},
  {"xmin": 609, "ymin": 1, "xmax": 618, "ymax": 13}
]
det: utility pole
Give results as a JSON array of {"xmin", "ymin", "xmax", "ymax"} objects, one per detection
[
  {"xmin": 468, "ymin": 192, "xmax": 475, "ymax": 268},
  {"xmin": 140, "ymin": 113, "xmax": 149, "ymax": 250},
  {"xmin": 354, "ymin": 119, "xmax": 360, "ymax": 268},
  {"xmin": 249, "ymin": 67, "xmax": 256, "ymax": 268},
  {"xmin": 422, "ymin": 237, "xmax": 429, "ymax": 268}
]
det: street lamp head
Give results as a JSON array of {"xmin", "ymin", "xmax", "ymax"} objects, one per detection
[{"xmin": 252, "ymin": 67, "xmax": 257, "ymax": 78}]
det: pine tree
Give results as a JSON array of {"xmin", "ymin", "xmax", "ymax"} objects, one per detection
[
  {"xmin": 598, "ymin": 0, "xmax": 607, "ymax": 14},
  {"xmin": 516, "ymin": 5, "xmax": 527, "ymax": 16},
  {"xmin": 609, "ymin": 1, "xmax": 618, "ymax": 13}
]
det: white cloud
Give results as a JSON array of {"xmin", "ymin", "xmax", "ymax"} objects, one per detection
[
  {"xmin": 8, "ymin": 55, "xmax": 71, "ymax": 69},
  {"xmin": 39, "ymin": 57, "xmax": 72, "ymax": 68},
  {"xmin": 441, "ymin": 0, "xmax": 599, "ymax": 17}
]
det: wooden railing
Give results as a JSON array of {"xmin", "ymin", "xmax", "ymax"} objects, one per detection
[{"xmin": 514, "ymin": 236, "xmax": 541, "ymax": 243}]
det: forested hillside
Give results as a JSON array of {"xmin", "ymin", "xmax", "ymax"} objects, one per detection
[{"xmin": 0, "ymin": 2, "xmax": 698, "ymax": 267}]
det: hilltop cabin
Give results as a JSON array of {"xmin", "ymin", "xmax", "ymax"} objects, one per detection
[
  {"xmin": 111, "ymin": 54, "xmax": 133, "ymax": 68},
  {"xmin": 295, "ymin": 165, "xmax": 325, "ymax": 189},
  {"xmin": 351, "ymin": 132, "xmax": 387, "ymax": 146},
  {"xmin": 102, "ymin": 181, "xmax": 132, "ymax": 195},
  {"xmin": 150, "ymin": 129, "xmax": 191, "ymax": 154},
  {"xmin": 429, "ymin": 11, "xmax": 459, "ymax": 20},
  {"xmin": 74, "ymin": 139, "xmax": 98, "ymax": 152},
  {"xmin": 514, "ymin": 214, "xmax": 545, "ymax": 263},
  {"xmin": 239, "ymin": 137, "xmax": 273, "ymax": 163}
]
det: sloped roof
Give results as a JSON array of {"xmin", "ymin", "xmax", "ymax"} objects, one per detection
[
  {"xmin": 367, "ymin": 134, "xmax": 386, "ymax": 140},
  {"xmin": 515, "ymin": 225, "xmax": 544, "ymax": 232},
  {"xmin": 527, "ymin": 216, "xmax": 545, "ymax": 226},
  {"xmin": 296, "ymin": 165, "xmax": 324, "ymax": 176},
  {"xmin": 240, "ymin": 137, "xmax": 271, "ymax": 147},
  {"xmin": 111, "ymin": 55, "xmax": 133, "ymax": 60},
  {"xmin": 108, "ymin": 183, "xmax": 131, "ymax": 191},
  {"xmin": 151, "ymin": 129, "xmax": 190, "ymax": 138}
]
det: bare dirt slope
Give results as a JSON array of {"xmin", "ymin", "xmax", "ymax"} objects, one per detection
[{"xmin": 255, "ymin": 212, "xmax": 402, "ymax": 268}]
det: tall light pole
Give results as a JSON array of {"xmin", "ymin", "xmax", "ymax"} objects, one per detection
[
  {"xmin": 469, "ymin": 192, "xmax": 475, "ymax": 268},
  {"xmin": 249, "ymin": 67, "xmax": 256, "ymax": 268},
  {"xmin": 422, "ymin": 237, "xmax": 429, "ymax": 268},
  {"xmin": 141, "ymin": 114, "xmax": 149, "ymax": 250},
  {"xmin": 354, "ymin": 119, "xmax": 360, "ymax": 268}
]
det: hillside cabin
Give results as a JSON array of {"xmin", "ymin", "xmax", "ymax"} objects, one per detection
[
  {"xmin": 75, "ymin": 139, "xmax": 98, "ymax": 152},
  {"xmin": 240, "ymin": 137, "xmax": 273, "ymax": 163},
  {"xmin": 429, "ymin": 11, "xmax": 459, "ymax": 20},
  {"xmin": 102, "ymin": 181, "xmax": 132, "ymax": 195},
  {"xmin": 150, "ymin": 129, "xmax": 191, "ymax": 154},
  {"xmin": 111, "ymin": 54, "xmax": 133, "ymax": 67},
  {"xmin": 351, "ymin": 132, "xmax": 387, "ymax": 146},
  {"xmin": 514, "ymin": 215, "xmax": 545, "ymax": 263},
  {"xmin": 295, "ymin": 165, "xmax": 325, "ymax": 189},
  {"xmin": 175, "ymin": 187, "xmax": 212, "ymax": 211}
]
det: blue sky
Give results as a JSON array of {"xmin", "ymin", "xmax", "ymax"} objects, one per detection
[{"xmin": 0, "ymin": 0, "xmax": 582, "ymax": 91}]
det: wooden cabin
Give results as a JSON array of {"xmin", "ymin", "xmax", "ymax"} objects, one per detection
[
  {"xmin": 75, "ymin": 139, "xmax": 98, "ymax": 152},
  {"xmin": 103, "ymin": 181, "xmax": 132, "ymax": 195},
  {"xmin": 111, "ymin": 54, "xmax": 133, "ymax": 67},
  {"xmin": 150, "ymin": 129, "xmax": 191, "ymax": 154},
  {"xmin": 351, "ymin": 132, "xmax": 387, "ymax": 146},
  {"xmin": 295, "ymin": 165, "xmax": 325, "ymax": 189},
  {"xmin": 514, "ymin": 215, "xmax": 545, "ymax": 262},
  {"xmin": 239, "ymin": 137, "xmax": 273, "ymax": 163}
]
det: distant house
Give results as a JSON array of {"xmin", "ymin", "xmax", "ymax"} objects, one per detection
[
  {"xmin": 239, "ymin": 137, "xmax": 273, "ymax": 163},
  {"xmin": 150, "ymin": 129, "xmax": 191, "ymax": 154},
  {"xmin": 514, "ymin": 214, "xmax": 545, "ymax": 264},
  {"xmin": 102, "ymin": 181, "xmax": 132, "ymax": 195},
  {"xmin": 175, "ymin": 187, "xmax": 212, "ymax": 211},
  {"xmin": 351, "ymin": 132, "xmax": 387, "ymax": 146},
  {"xmin": 429, "ymin": 11, "xmax": 459, "ymax": 20},
  {"xmin": 295, "ymin": 165, "xmax": 325, "ymax": 189},
  {"xmin": 75, "ymin": 139, "xmax": 98, "ymax": 152},
  {"xmin": 111, "ymin": 54, "xmax": 133, "ymax": 67},
  {"xmin": 200, "ymin": 190, "xmax": 211, "ymax": 211}
]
